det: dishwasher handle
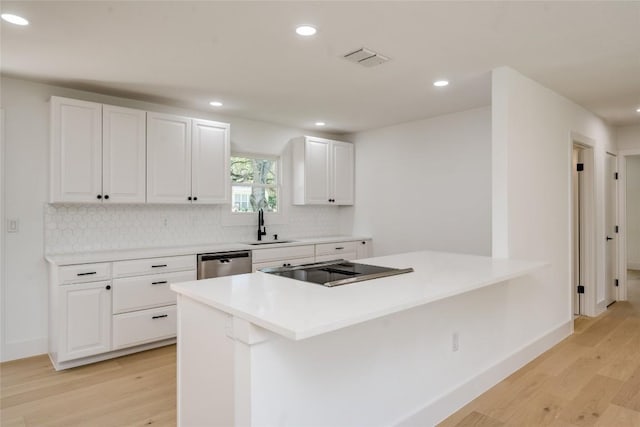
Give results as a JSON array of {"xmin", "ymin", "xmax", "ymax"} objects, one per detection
[{"xmin": 199, "ymin": 251, "xmax": 250, "ymax": 262}]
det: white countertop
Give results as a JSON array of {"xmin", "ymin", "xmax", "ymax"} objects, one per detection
[
  {"xmin": 45, "ymin": 235, "xmax": 370, "ymax": 265},
  {"xmin": 171, "ymin": 251, "xmax": 546, "ymax": 341}
]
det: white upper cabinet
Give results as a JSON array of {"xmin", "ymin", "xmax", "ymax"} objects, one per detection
[
  {"xmin": 331, "ymin": 141, "xmax": 355, "ymax": 205},
  {"xmin": 191, "ymin": 119, "xmax": 230, "ymax": 204},
  {"xmin": 291, "ymin": 136, "xmax": 354, "ymax": 205},
  {"xmin": 51, "ymin": 97, "xmax": 230, "ymax": 205},
  {"xmin": 50, "ymin": 97, "xmax": 146, "ymax": 203},
  {"xmin": 147, "ymin": 112, "xmax": 192, "ymax": 203},
  {"xmin": 147, "ymin": 113, "xmax": 230, "ymax": 204},
  {"xmin": 102, "ymin": 105, "xmax": 147, "ymax": 203},
  {"xmin": 50, "ymin": 97, "xmax": 103, "ymax": 203}
]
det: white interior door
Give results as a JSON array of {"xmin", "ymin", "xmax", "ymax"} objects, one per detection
[
  {"xmin": 605, "ymin": 153, "xmax": 618, "ymax": 306},
  {"xmin": 572, "ymin": 147, "xmax": 582, "ymax": 315}
]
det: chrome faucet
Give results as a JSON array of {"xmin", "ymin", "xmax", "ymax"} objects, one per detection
[{"xmin": 257, "ymin": 208, "xmax": 267, "ymax": 241}]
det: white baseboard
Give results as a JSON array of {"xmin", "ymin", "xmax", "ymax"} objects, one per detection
[
  {"xmin": 50, "ymin": 338, "xmax": 176, "ymax": 370},
  {"xmin": 396, "ymin": 320, "xmax": 573, "ymax": 427},
  {"xmin": 1, "ymin": 336, "xmax": 47, "ymax": 362}
]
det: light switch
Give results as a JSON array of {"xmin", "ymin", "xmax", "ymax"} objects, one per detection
[{"xmin": 7, "ymin": 219, "xmax": 18, "ymax": 233}]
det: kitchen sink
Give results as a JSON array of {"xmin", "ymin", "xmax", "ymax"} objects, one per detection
[{"xmin": 248, "ymin": 240, "xmax": 296, "ymax": 246}]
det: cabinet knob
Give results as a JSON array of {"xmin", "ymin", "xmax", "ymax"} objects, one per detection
[
  {"xmin": 97, "ymin": 194, "xmax": 102, "ymax": 199},
  {"xmin": 188, "ymin": 196, "xmax": 192, "ymax": 201},
  {"xmin": 105, "ymin": 285, "xmax": 111, "ymax": 290},
  {"xmin": 104, "ymin": 195, "xmax": 109, "ymax": 200},
  {"xmin": 193, "ymin": 196, "xmax": 198, "ymax": 201}
]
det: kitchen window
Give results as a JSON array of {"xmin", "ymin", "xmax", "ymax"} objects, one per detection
[{"xmin": 231, "ymin": 154, "xmax": 278, "ymax": 213}]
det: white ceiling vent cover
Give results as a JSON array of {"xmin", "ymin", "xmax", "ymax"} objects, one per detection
[{"xmin": 343, "ymin": 47, "xmax": 390, "ymax": 67}]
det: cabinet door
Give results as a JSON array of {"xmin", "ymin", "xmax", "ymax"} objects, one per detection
[
  {"xmin": 331, "ymin": 141, "xmax": 355, "ymax": 205},
  {"xmin": 304, "ymin": 137, "xmax": 331, "ymax": 204},
  {"xmin": 50, "ymin": 97, "xmax": 103, "ymax": 203},
  {"xmin": 147, "ymin": 112, "xmax": 192, "ymax": 203},
  {"xmin": 191, "ymin": 119, "xmax": 230, "ymax": 204},
  {"xmin": 102, "ymin": 105, "xmax": 146, "ymax": 203},
  {"xmin": 58, "ymin": 280, "xmax": 111, "ymax": 362},
  {"xmin": 356, "ymin": 240, "xmax": 372, "ymax": 259}
]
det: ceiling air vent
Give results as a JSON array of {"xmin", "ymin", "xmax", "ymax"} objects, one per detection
[{"xmin": 343, "ymin": 47, "xmax": 389, "ymax": 68}]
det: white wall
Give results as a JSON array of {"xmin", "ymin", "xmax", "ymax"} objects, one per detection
[
  {"xmin": 627, "ymin": 156, "xmax": 640, "ymax": 269},
  {"xmin": 343, "ymin": 107, "xmax": 492, "ymax": 257},
  {"xmin": 493, "ymin": 66, "xmax": 615, "ymax": 318},
  {"xmin": 616, "ymin": 124, "xmax": 640, "ymax": 151},
  {"xmin": 0, "ymin": 76, "xmax": 344, "ymax": 361}
]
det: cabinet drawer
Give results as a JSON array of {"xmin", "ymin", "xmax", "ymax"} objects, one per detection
[
  {"xmin": 253, "ymin": 256, "xmax": 316, "ymax": 272},
  {"xmin": 112, "ymin": 255, "xmax": 196, "ymax": 277},
  {"xmin": 112, "ymin": 270, "xmax": 195, "ymax": 314},
  {"xmin": 112, "ymin": 305, "xmax": 176, "ymax": 349},
  {"xmin": 59, "ymin": 263, "xmax": 111, "ymax": 284},
  {"xmin": 251, "ymin": 245, "xmax": 315, "ymax": 263},
  {"xmin": 315, "ymin": 253, "xmax": 357, "ymax": 263},
  {"xmin": 315, "ymin": 241, "xmax": 358, "ymax": 257}
]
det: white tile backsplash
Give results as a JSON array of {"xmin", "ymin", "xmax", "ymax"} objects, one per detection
[{"xmin": 44, "ymin": 204, "xmax": 341, "ymax": 254}]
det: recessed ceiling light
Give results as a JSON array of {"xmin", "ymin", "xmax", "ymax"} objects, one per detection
[
  {"xmin": 1, "ymin": 13, "xmax": 29, "ymax": 26},
  {"xmin": 433, "ymin": 80, "xmax": 449, "ymax": 87},
  {"xmin": 209, "ymin": 101, "xmax": 223, "ymax": 107},
  {"xmin": 315, "ymin": 122, "xmax": 326, "ymax": 126},
  {"xmin": 636, "ymin": 107, "xmax": 640, "ymax": 113},
  {"xmin": 296, "ymin": 25, "xmax": 317, "ymax": 36}
]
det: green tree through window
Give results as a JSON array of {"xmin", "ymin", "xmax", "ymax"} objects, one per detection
[{"xmin": 231, "ymin": 155, "xmax": 278, "ymax": 213}]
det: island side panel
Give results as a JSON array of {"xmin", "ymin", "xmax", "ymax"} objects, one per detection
[
  {"xmin": 177, "ymin": 295, "xmax": 235, "ymax": 427},
  {"xmin": 244, "ymin": 280, "xmax": 537, "ymax": 426}
]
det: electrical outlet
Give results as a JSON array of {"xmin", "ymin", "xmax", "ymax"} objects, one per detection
[
  {"xmin": 7, "ymin": 219, "xmax": 19, "ymax": 233},
  {"xmin": 452, "ymin": 332, "xmax": 459, "ymax": 352},
  {"xmin": 163, "ymin": 218, "xmax": 168, "ymax": 227}
]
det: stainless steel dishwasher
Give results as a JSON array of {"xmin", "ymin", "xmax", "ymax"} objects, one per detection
[{"xmin": 197, "ymin": 250, "xmax": 252, "ymax": 279}]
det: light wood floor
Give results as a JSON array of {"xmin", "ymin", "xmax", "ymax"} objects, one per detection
[
  {"xmin": 2, "ymin": 271, "xmax": 640, "ymax": 427},
  {"xmin": 440, "ymin": 269, "xmax": 640, "ymax": 427}
]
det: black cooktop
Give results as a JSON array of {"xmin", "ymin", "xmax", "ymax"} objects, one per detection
[{"xmin": 261, "ymin": 260, "xmax": 414, "ymax": 287}]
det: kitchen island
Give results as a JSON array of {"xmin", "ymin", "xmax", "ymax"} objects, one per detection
[{"xmin": 171, "ymin": 251, "xmax": 546, "ymax": 426}]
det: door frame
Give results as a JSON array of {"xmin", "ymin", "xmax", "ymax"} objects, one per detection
[
  {"xmin": 0, "ymin": 108, "xmax": 6, "ymax": 361},
  {"xmin": 571, "ymin": 133, "xmax": 598, "ymax": 317},
  {"xmin": 617, "ymin": 148, "xmax": 640, "ymax": 301},
  {"xmin": 604, "ymin": 152, "xmax": 618, "ymax": 307}
]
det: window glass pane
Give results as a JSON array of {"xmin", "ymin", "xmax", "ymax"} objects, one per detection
[
  {"xmin": 231, "ymin": 157, "xmax": 277, "ymax": 185},
  {"xmin": 232, "ymin": 186, "xmax": 278, "ymax": 213}
]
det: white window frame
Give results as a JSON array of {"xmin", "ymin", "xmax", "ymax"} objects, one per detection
[{"xmin": 222, "ymin": 152, "xmax": 289, "ymax": 227}]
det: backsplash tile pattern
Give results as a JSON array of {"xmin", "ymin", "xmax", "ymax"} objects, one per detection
[{"xmin": 44, "ymin": 204, "xmax": 340, "ymax": 254}]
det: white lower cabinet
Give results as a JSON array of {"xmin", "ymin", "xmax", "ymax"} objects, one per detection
[
  {"xmin": 49, "ymin": 254, "xmax": 196, "ymax": 370},
  {"xmin": 112, "ymin": 270, "xmax": 193, "ymax": 314},
  {"xmin": 113, "ymin": 305, "xmax": 177, "ymax": 349},
  {"xmin": 251, "ymin": 245, "xmax": 315, "ymax": 272},
  {"xmin": 58, "ymin": 280, "xmax": 112, "ymax": 362},
  {"xmin": 315, "ymin": 241, "xmax": 358, "ymax": 262}
]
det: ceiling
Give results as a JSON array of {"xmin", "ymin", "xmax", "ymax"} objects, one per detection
[{"xmin": 1, "ymin": 1, "xmax": 639, "ymax": 134}]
